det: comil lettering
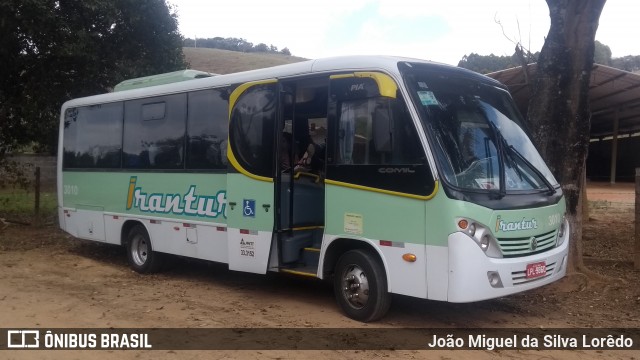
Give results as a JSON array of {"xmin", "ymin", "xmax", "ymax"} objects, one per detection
[
  {"xmin": 126, "ymin": 176, "xmax": 226, "ymax": 219},
  {"xmin": 378, "ymin": 167, "xmax": 416, "ymax": 174}
]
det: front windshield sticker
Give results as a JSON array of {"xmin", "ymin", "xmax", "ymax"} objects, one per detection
[
  {"xmin": 475, "ymin": 178, "xmax": 499, "ymax": 190},
  {"xmin": 417, "ymin": 91, "xmax": 439, "ymax": 106}
]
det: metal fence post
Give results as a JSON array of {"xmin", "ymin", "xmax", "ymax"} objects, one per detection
[
  {"xmin": 34, "ymin": 166, "xmax": 40, "ymax": 217},
  {"xmin": 636, "ymin": 167, "xmax": 639, "ymax": 270}
]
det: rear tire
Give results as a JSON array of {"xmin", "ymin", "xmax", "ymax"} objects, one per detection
[
  {"xmin": 126, "ymin": 224, "xmax": 163, "ymax": 273},
  {"xmin": 333, "ymin": 249, "xmax": 391, "ymax": 322}
]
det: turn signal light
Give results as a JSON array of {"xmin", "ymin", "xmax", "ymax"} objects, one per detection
[
  {"xmin": 458, "ymin": 219, "xmax": 469, "ymax": 230},
  {"xmin": 402, "ymin": 253, "xmax": 417, "ymax": 262}
]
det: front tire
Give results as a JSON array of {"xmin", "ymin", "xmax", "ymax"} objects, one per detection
[
  {"xmin": 333, "ymin": 249, "xmax": 391, "ymax": 322},
  {"xmin": 126, "ymin": 224, "xmax": 163, "ymax": 273}
]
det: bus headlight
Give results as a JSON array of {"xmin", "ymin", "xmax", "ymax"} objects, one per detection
[
  {"xmin": 468, "ymin": 223, "xmax": 476, "ymax": 237},
  {"xmin": 558, "ymin": 215, "xmax": 566, "ymax": 238},
  {"xmin": 456, "ymin": 218, "xmax": 502, "ymax": 258},
  {"xmin": 556, "ymin": 216, "xmax": 569, "ymax": 247},
  {"xmin": 480, "ymin": 235, "xmax": 490, "ymax": 251}
]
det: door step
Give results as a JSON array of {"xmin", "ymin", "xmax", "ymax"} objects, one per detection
[
  {"xmin": 280, "ymin": 267, "xmax": 317, "ymax": 277},
  {"xmin": 280, "ymin": 247, "xmax": 321, "ymax": 277}
]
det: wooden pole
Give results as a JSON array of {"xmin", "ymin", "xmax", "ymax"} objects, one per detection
[
  {"xmin": 582, "ymin": 167, "xmax": 589, "ymax": 222},
  {"xmin": 635, "ymin": 167, "xmax": 640, "ymax": 270},
  {"xmin": 610, "ymin": 109, "xmax": 619, "ymax": 184}
]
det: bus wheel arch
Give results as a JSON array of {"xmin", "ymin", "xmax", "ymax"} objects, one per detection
[
  {"xmin": 120, "ymin": 220, "xmax": 144, "ymax": 246},
  {"xmin": 122, "ymin": 221, "xmax": 164, "ymax": 273},
  {"xmin": 323, "ymin": 238, "xmax": 392, "ymax": 322}
]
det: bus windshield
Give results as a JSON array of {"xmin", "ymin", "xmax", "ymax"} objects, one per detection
[{"xmin": 404, "ymin": 70, "xmax": 558, "ymax": 193}]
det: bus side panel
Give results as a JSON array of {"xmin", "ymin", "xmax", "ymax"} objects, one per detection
[
  {"xmin": 62, "ymin": 209, "xmax": 78, "ymax": 237},
  {"xmin": 225, "ymin": 173, "xmax": 275, "ymax": 274},
  {"xmin": 57, "ymin": 108, "xmax": 66, "ymax": 233},
  {"xmin": 423, "ymin": 190, "xmax": 460, "ymax": 301},
  {"xmin": 195, "ymin": 225, "xmax": 228, "ymax": 263},
  {"xmin": 425, "ymin": 245, "xmax": 449, "ymax": 301},
  {"xmin": 61, "ymin": 207, "xmax": 106, "ymax": 242},
  {"xmin": 323, "ymin": 183, "xmax": 427, "ymax": 299},
  {"xmin": 104, "ymin": 214, "xmax": 125, "ymax": 245},
  {"xmin": 74, "ymin": 208, "xmax": 106, "ymax": 241},
  {"xmin": 61, "ymin": 171, "xmax": 229, "ymax": 262},
  {"xmin": 102, "ymin": 214, "xmax": 230, "ymax": 263}
]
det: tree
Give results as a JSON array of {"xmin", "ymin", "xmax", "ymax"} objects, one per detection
[
  {"xmin": 611, "ymin": 55, "xmax": 640, "ymax": 72},
  {"xmin": 280, "ymin": 47, "xmax": 291, "ymax": 56},
  {"xmin": 253, "ymin": 43, "xmax": 269, "ymax": 52},
  {"xmin": 594, "ymin": 40, "xmax": 612, "ymax": 65},
  {"xmin": 459, "ymin": 39, "xmax": 614, "ymax": 75},
  {"xmin": 0, "ymin": 0, "xmax": 186, "ymax": 159},
  {"xmin": 182, "ymin": 37, "xmax": 294, "ymax": 55},
  {"xmin": 526, "ymin": 0, "xmax": 606, "ymax": 274},
  {"xmin": 458, "ymin": 52, "xmax": 539, "ymax": 74}
]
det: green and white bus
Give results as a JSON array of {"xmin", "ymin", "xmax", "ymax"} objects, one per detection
[{"xmin": 58, "ymin": 56, "xmax": 569, "ymax": 322}]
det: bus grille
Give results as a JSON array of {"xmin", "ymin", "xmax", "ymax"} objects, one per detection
[{"xmin": 497, "ymin": 230, "xmax": 557, "ymax": 258}]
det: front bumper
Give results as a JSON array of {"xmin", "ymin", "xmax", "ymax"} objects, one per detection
[{"xmin": 447, "ymin": 231, "xmax": 569, "ymax": 302}]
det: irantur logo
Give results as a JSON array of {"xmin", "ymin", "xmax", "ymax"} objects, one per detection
[
  {"xmin": 126, "ymin": 177, "xmax": 226, "ymax": 218},
  {"xmin": 495, "ymin": 215, "xmax": 538, "ymax": 233}
]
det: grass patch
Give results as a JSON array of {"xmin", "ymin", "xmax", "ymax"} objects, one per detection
[
  {"xmin": 0, "ymin": 188, "xmax": 57, "ymax": 217},
  {"xmin": 588, "ymin": 199, "xmax": 611, "ymax": 210},
  {"xmin": 183, "ymin": 47, "xmax": 306, "ymax": 74}
]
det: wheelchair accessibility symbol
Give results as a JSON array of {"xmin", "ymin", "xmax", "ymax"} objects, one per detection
[{"xmin": 243, "ymin": 199, "xmax": 256, "ymax": 217}]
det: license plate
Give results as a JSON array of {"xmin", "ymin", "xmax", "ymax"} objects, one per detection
[{"xmin": 525, "ymin": 261, "xmax": 546, "ymax": 279}]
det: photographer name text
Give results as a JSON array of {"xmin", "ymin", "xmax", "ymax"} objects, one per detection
[{"xmin": 428, "ymin": 333, "xmax": 634, "ymax": 350}]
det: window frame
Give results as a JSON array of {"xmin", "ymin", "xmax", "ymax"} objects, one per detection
[
  {"xmin": 62, "ymin": 102, "xmax": 124, "ymax": 170},
  {"xmin": 122, "ymin": 93, "xmax": 187, "ymax": 170}
]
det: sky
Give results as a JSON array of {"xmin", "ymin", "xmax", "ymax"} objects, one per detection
[{"xmin": 168, "ymin": 0, "xmax": 639, "ymax": 66}]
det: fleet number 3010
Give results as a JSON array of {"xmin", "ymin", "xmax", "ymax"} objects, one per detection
[{"xmin": 64, "ymin": 185, "xmax": 79, "ymax": 195}]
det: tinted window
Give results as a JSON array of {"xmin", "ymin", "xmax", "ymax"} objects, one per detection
[
  {"xmin": 328, "ymin": 92, "xmax": 434, "ymax": 197},
  {"xmin": 187, "ymin": 89, "xmax": 229, "ymax": 169},
  {"xmin": 123, "ymin": 94, "xmax": 187, "ymax": 169},
  {"xmin": 229, "ymin": 84, "xmax": 276, "ymax": 178},
  {"xmin": 63, "ymin": 102, "xmax": 123, "ymax": 168},
  {"xmin": 337, "ymin": 97, "xmax": 423, "ymax": 165}
]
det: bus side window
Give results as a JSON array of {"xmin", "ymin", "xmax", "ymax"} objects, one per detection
[
  {"xmin": 123, "ymin": 94, "xmax": 187, "ymax": 170},
  {"xmin": 336, "ymin": 97, "xmax": 423, "ymax": 166},
  {"xmin": 329, "ymin": 93, "xmax": 435, "ymax": 197},
  {"xmin": 186, "ymin": 88, "xmax": 229, "ymax": 170},
  {"xmin": 62, "ymin": 103, "xmax": 123, "ymax": 169},
  {"xmin": 229, "ymin": 83, "xmax": 277, "ymax": 178}
]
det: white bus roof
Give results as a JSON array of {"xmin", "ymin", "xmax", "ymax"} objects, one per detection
[{"xmin": 60, "ymin": 56, "xmax": 470, "ymax": 110}]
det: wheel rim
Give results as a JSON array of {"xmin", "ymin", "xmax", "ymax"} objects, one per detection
[
  {"xmin": 340, "ymin": 263, "xmax": 369, "ymax": 309},
  {"xmin": 130, "ymin": 234, "xmax": 148, "ymax": 266}
]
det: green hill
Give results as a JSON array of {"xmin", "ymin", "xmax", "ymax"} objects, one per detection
[{"xmin": 183, "ymin": 47, "xmax": 307, "ymax": 74}]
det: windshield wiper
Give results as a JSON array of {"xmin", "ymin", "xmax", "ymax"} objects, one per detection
[
  {"xmin": 506, "ymin": 144, "xmax": 556, "ymax": 195},
  {"xmin": 486, "ymin": 120, "xmax": 555, "ymax": 196},
  {"xmin": 485, "ymin": 120, "xmax": 506, "ymax": 199}
]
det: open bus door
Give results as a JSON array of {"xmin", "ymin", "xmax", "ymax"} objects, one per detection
[
  {"xmin": 226, "ymin": 80, "xmax": 278, "ymax": 274},
  {"xmin": 274, "ymin": 80, "xmax": 327, "ymax": 276}
]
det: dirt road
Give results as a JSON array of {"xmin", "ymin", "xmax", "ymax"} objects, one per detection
[{"xmin": 1, "ymin": 203, "xmax": 638, "ymax": 359}]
